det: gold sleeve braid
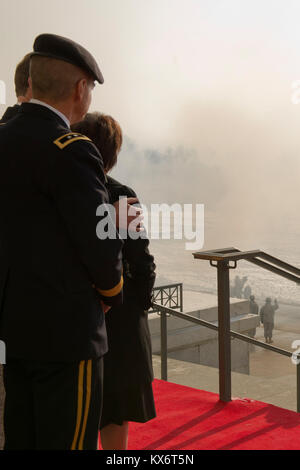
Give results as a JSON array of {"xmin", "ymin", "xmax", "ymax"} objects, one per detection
[{"xmin": 97, "ymin": 276, "xmax": 123, "ymax": 297}]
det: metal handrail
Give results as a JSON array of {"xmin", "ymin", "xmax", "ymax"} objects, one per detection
[
  {"xmin": 193, "ymin": 247, "xmax": 300, "ymax": 283},
  {"xmin": 153, "ymin": 301, "xmax": 300, "ymax": 412},
  {"xmin": 153, "ymin": 247, "xmax": 300, "ymax": 412},
  {"xmin": 153, "ymin": 302, "xmax": 293, "ymax": 357}
]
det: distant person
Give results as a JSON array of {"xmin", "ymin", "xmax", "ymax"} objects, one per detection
[
  {"xmin": 260, "ymin": 298, "xmax": 279, "ymax": 343},
  {"xmin": 240, "ymin": 276, "xmax": 248, "ymax": 296},
  {"xmin": 0, "ymin": 53, "xmax": 32, "ymax": 123},
  {"xmin": 231, "ymin": 275, "xmax": 248, "ymax": 298},
  {"xmin": 249, "ymin": 295, "xmax": 259, "ymax": 315},
  {"xmin": 243, "ymin": 285, "xmax": 252, "ymax": 299},
  {"xmin": 72, "ymin": 112, "xmax": 157, "ymax": 450},
  {"xmin": 230, "ymin": 275, "xmax": 240, "ymax": 297}
]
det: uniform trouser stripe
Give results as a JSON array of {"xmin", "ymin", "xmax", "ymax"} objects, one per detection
[
  {"xmin": 71, "ymin": 360, "xmax": 85, "ymax": 450},
  {"xmin": 78, "ymin": 359, "xmax": 92, "ymax": 450},
  {"xmin": 71, "ymin": 360, "xmax": 93, "ymax": 450}
]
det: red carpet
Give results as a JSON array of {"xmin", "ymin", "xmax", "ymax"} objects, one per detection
[{"xmin": 123, "ymin": 379, "xmax": 300, "ymax": 450}]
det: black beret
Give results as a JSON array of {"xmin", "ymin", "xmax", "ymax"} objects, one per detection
[{"xmin": 31, "ymin": 33, "xmax": 104, "ymax": 84}]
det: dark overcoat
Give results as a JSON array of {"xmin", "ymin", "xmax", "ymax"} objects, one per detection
[{"xmin": 104, "ymin": 175, "xmax": 156, "ymax": 386}]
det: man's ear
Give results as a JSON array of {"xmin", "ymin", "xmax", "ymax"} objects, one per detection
[{"xmin": 74, "ymin": 78, "xmax": 87, "ymax": 101}]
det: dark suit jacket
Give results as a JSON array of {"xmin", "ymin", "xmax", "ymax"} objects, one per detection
[
  {"xmin": 0, "ymin": 104, "xmax": 20, "ymax": 123},
  {"xmin": 103, "ymin": 176, "xmax": 156, "ymax": 386},
  {"xmin": 0, "ymin": 103, "xmax": 123, "ymax": 361}
]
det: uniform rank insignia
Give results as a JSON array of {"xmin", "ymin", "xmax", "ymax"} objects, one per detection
[{"xmin": 53, "ymin": 132, "xmax": 92, "ymax": 149}]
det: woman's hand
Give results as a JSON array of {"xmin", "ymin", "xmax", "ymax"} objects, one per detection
[{"xmin": 113, "ymin": 197, "xmax": 144, "ymax": 232}]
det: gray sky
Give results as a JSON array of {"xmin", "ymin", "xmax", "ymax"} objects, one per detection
[{"xmin": 1, "ymin": 0, "xmax": 300, "ymax": 251}]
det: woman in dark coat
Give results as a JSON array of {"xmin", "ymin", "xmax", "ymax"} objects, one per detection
[{"xmin": 72, "ymin": 113, "xmax": 156, "ymax": 450}]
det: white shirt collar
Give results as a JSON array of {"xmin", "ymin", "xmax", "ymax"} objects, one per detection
[{"xmin": 29, "ymin": 99, "xmax": 70, "ymax": 128}]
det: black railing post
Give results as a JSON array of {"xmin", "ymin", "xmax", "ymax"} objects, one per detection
[
  {"xmin": 160, "ymin": 310, "xmax": 168, "ymax": 381},
  {"xmin": 180, "ymin": 283, "xmax": 183, "ymax": 312},
  {"xmin": 217, "ymin": 260, "xmax": 232, "ymax": 402}
]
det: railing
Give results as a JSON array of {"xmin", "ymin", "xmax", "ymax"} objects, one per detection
[
  {"xmin": 149, "ymin": 283, "xmax": 183, "ymax": 314},
  {"xmin": 153, "ymin": 247, "xmax": 300, "ymax": 411}
]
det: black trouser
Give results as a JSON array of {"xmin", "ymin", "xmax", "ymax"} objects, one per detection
[{"xmin": 3, "ymin": 356, "xmax": 103, "ymax": 450}]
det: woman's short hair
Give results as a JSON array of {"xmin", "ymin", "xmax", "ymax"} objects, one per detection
[{"xmin": 71, "ymin": 112, "xmax": 123, "ymax": 172}]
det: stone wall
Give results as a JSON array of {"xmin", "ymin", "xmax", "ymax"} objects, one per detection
[{"xmin": 149, "ymin": 298, "xmax": 260, "ymax": 374}]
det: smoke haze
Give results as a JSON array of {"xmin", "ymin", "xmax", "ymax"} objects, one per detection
[{"xmin": 1, "ymin": 0, "xmax": 300, "ymax": 255}]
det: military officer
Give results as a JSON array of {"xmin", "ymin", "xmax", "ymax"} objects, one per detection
[
  {"xmin": 260, "ymin": 298, "xmax": 279, "ymax": 343},
  {"xmin": 0, "ymin": 53, "xmax": 32, "ymax": 123},
  {"xmin": 0, "ymin": 34, "xmax": 125, "ymax": 450},
  {"xmin": 249, "ymin": 295, "xmax": 259, "ymax": 315}
]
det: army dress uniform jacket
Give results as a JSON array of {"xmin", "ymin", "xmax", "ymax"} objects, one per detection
[
  {"xmin": 0, "ymin": 104, "xmax": 20, "ymax": 124},
  {"xmin": 0, "ymin": 103, "xmax": 124, "ymax": 362}
]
